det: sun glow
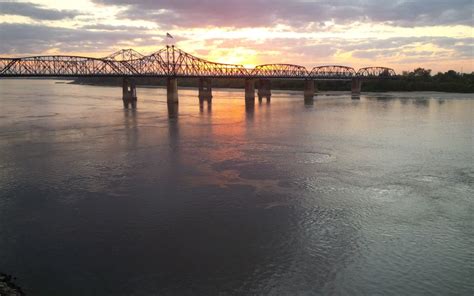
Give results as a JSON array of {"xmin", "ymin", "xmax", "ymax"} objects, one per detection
[{"xmin": 205, "ymin": 47, "xmax": 259, "ymax": 67}]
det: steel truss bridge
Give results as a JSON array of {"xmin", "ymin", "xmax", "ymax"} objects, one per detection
[
  {"xmin": 0, "ymin": 46, "xmax": 397, "ymax": 108},
  {"xmin": 0, "ymin": 46, "xmax": 395, "ymax": 79}
]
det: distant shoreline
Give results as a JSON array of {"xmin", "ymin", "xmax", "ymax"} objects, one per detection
[
  {"xmin": 71, "ymin": 76, "xmax": 474, "ymax": 93},
  {"xmin": 1, "ymin": 76, "xmax": 473, "ymax": 93},
  {"xmin": 68, "ymin": 82, "xmax": 473, "ymax": 95}
]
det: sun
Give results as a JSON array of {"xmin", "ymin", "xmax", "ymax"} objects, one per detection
[{"xmin": 206, "ymin": 47, "xmax": 259, "ymax": 67}]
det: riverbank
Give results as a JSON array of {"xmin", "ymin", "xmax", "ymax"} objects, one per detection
[{"xmin": 71, "ymin": 75, "xmax": 474, "ymax": 93}]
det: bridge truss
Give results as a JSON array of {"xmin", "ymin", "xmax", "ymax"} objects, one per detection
[{"xmin": 0, "ymin": 46, "xmax": 396, "ymax": 79}]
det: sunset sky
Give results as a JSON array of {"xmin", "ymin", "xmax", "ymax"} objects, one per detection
[{"xmin": 0, "ymin": 0, "xmax": 472, "ymax": 72}]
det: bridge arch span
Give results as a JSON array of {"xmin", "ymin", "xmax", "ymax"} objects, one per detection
[
  {"xmin": 104, "ymin": 49, "xmax": 145, "ymax": 62},
  {"xmin": 309, "ymin": 65, "xmax": 356, "ymax": 79},
  {"xmin": 357, "ymin": 67, "xmax": 396, "ymax": 78},
  {"xmin": 0, "ymin": 55, "xmax": 138, "ymax": 76},
  {"xmin": 252, "ymin": 64, "xmax": 308, "ymax": 78},
  {"xmin": 163, "ymin": 46, "xmax": 249, "ymax": 77}
]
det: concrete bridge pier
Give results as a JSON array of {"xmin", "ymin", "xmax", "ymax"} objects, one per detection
[
  {"xmin": 304, "ymin": 79, "xmax": 315, "ymax": 103},
  {"xmin": 245, "ymin": 79, "xmax": 255, "ymax": 103},
  {"xmin": 351, "ymin": 78, "xmax": 362, "ymax": 96},
  {"xmin": 167, "ymin": 102, "xmax": 179, "ymax": 119},
  {"xmin": 122, "ymin": 78, "xmax": 137, "ymax": 109},
  {"xmin": 198, "ymin": 78, "xmax": 213, "ymax": 102},
  {"xmin": 167, "ymin": 77, "xmax": 179, "ymax": 104},
  {"xmin": 257, "ymin": 79, "xmax": 271, "ymax": 103},
  {"xmin": 199, "ymin": 99, "xmax": 212, "ymax": 113}
]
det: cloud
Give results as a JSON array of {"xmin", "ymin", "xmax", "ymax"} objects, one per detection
[
  {"xmin": 1, "ymin": 22, "xmax": 471, "ymax": 69},
  {"xmin": 181, "ymin": 35, "xmax": 474, "ymax": 70},
  {"xmin": 92, "ymin": 0, "xmax": 474, "ymax": 28},
  {"xmin": 0, "ymin": 13, "xmax": 474, "ymax": 70},
  {"xmin": 0, "ymin": 1, "xmax": 82, "ymax": 20},
  {"xmin": 343, "ymin": 36, "xmax": 474, "ymax": 58},
  {"xmin": 0, "ymin": 23, "xmax": 164, "ymax": 54},
  {"xmin": 80, "ymin": 24, "xmax": 149, "ymax": 31},
  {"xmin": 365, "ymin": 0, "xmax": 474, "ymax": 26}
]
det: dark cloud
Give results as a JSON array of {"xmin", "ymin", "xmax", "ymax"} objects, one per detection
[
  {"xmin": 92, "ymin": 0, "xmax": 473, "ymax": 28},
  {"xmin": 0, "ymin": 1, "xmax": 82, "ymax": 20},
  {"xmin": 0, "ymin": 23, "xmax": 164, "ymax": 54},
  {"xmin": 365, "ymin": 0, "xmax": 473, "ymax": 26}
]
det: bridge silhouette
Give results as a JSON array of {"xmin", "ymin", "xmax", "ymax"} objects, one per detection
[{"xmin": 0, "ymin": 45, "xmax": 396, "ymax": 108}]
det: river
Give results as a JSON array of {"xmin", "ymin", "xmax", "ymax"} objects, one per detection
[{"xmin": 0, "ymin": 80, "xmax": 473, "ymax": 295}]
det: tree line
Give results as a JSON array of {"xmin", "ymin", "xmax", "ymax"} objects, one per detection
[{"xmin": 361, "ymin": 68, "xmax": 474, "ymax": 93}]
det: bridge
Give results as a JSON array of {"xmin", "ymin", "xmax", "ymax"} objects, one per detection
[{"xmin": 0, "ymin": 45, "xmax": 396, "ymax": 108}]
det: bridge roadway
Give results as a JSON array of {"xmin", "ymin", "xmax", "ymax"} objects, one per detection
[{"xmin": 0, "ymin": 45, "xmax": 396, "ymax": 108}]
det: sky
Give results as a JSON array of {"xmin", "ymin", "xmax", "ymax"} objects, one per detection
[{"xmin": 0, "ymin": 0, "xmax": 473, "ymax": 73}]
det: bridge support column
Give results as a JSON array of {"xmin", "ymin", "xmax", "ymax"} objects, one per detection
[
  {"xmin": 122, "ymin": 78, "xmax": 137, "ymax": 109},
  {"xmin": 167, "ymin": 102, "xmax": 179, "ymax": 119},
  {"xmin": 257, "ymin": 79, "xmax": 271, "ymax": 103},
  {"xmin": 351, "ymin": 78, "xmax": 362, "ymax": 96},
  {"xmin": 245, "ymin": 79, "xmax": 255, "ymax": 103},
  {"xmin": 304, "ymin": 79, "xmax": 315, "ymax": 103},
  {"xmin": 167, "ymin": 77, "xmax": 179, "ymax": 104},
  {"xmin": 198, "ymin": 78, "xmax": 213, "ymax": 102}
]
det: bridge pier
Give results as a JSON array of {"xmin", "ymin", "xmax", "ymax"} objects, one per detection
[
  {"xmin": 304, "ymin": 79, "xmax": 315, "ymax": 103},
  {"xmin": 167, "ymin": 77, "xmax": 179, "ymax": 104},
  {"xmin": 245, "ymin": 79, "xmax": 255, "ymax": 103},
  {"xmin": 167, "ymin": 102, "xmax": 179, "ymax": 119},
  {"xmin": 199, "ymin": 98, "xmax": 212, "ymax": 113},
  {"xmin": 257, "ymin": 79, "xmax": 271, "ymax": 103},
  {"xmin": 122, "ymin": 78, "xmax": 137, "ymax": 109},
  {"xmin": 351, "ymin": 78, "xmax": 362, "ymax": 95},
  {"xmin": 198, "ymin": 78, "xmax": 213, "ymax": 102}
]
